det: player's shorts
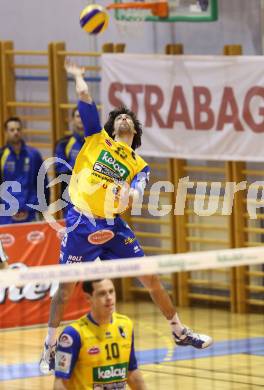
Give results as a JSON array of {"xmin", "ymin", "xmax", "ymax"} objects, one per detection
[{"xmin": 60, "ymin": 207, "xmax": 144, "ymax": 264}]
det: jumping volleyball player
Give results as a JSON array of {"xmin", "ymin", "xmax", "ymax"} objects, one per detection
[{"xmin": 40, "ymin": 60, "xmax": 213, "ymax": 372}]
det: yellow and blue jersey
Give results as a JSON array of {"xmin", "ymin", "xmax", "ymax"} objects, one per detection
[
  {"xmin": 68, "ymin": 101, "xmax": 150, "ymax": 218},
  {"xmin": 55, "ymin": 312, "xmax": 137, "ymax": 390},
  {"xmin": 55, "ymin": 132, "xmax": 85, "ymax": 217},
  {"xmin": 55, "ymin": 132, "xmax": 84, "ymax": 174},
  {"xmin": 0, "ymin": 142, "xmax": 50, "ymax": 224}
]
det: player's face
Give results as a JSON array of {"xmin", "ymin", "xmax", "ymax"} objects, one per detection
[
  {"xmin": 5, "ymin": 121, "xmax": 23, "ymax": 144},
  {"xmin": 72, "ymin": 110, "xmax": 84, "ymax": 134},
  {"xmin": 113, "ymin": 114, "xmax": 136, "ymax": 137},
  {"xmin": 91, "ymin": 279, "xmax": 116, "ymax": 317}
]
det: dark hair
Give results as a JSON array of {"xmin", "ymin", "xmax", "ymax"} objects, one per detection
[
  {"xmin": 82, "ymin": 280, "xmax": 103, "ymax": 295},
  {"xmin": 104, "ymin": 106, "xmax": 143, "ymax": 150},
  {"xmin": 71, "ymin": 106, "xmax": 79, "ymax": 118},
  {"xmin": 4, "ymin": 116, "xmax": 22, "ymax": 130}
]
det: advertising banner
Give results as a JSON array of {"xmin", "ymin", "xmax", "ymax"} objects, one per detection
[
  {"xmin": 102, "ymin": 54, "xmax": 264, "ymax": 161},
  {"xmin": 0, "ymin": 221, "xmax": 88, "ymax": 328}
]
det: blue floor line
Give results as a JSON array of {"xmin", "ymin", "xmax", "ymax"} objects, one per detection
[
  {"xmin": 1, "ymin": 337, "xmax": 264, "ymax": 381},
  {"xmin": 137, "ymin": 337, "xmax": 264, "ymax": 364}
]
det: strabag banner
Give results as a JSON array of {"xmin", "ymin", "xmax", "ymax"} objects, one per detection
[
  {"xmin": 0, "ymin": 221, "xmax": 88, "ymax": 328},
  {"xmin": 102, "ymin": 54, "xmax": 264, "ymax": 162}
]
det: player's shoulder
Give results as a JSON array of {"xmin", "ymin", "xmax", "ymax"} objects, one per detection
[
  {"xmin": 62, "ymin": 316, "xmax": 88, "ymax": 337},
  {"xmin": 0, "ymin": 145, "xmax": 8, "ymax": 157},
  {"xmin": 72, "ymin": 314, "xmax": 88, "ymax": 328},
  {"xmin": 55, "ymin": 135, "xmax": 73, "ymax": 149},
  {"xmin": 58, "ymin": 324, "xmax": 81, "ymax": 346},
  {"xmin": 24, "ymin": 144, "xmax": 42, "ymax": 158},
  {"xmin": 114, "ymin": 312, "xmax": 133, "ymax": 326},
  {"xmin": 83, "ymin": 128, "xmax": 107, "ymax": 144},
  {"xmin": 100, "ymin": 128, "xmax": 111, "ymax": 141},
  {"xmin": 72, "ymin": 314, "xmax": 96, "ymax": 333},
  {"xmin": 0, "ymin": 146, "xmax": 11, "ymax": 170},
  {"xmin": 133, "ymin": 151, "xmax": 149, "ymax": 170}
]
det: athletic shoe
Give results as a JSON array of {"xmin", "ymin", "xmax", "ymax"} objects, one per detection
[
  {"xmin": 173, "ymin": 327, "xmax": 213, "ymax": 349},
  {"xmin": 39, "ymin": 342, "xmax": 57, "ymax": 374}
]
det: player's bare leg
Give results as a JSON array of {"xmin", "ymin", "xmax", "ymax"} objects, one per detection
[
  {"xmin": 139, "ymin": 274, "xmax": 213, "ymax": 349},
  {"xmin": 139, "ymin": 275, "xmax": 176, "ymax": 319}
]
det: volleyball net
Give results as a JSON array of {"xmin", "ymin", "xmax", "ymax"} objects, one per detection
[
  {"xmin": 0, "ymin": 245, "xmax": 264, "ymax": 287},
  {"xmin": 1, "ymin": 246, "xmax": 264, "ymax": 389}
]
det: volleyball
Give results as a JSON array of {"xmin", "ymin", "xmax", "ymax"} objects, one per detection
[{"xmin": 80, "ymin": 4, "xmax": 109, "ymax": 35}]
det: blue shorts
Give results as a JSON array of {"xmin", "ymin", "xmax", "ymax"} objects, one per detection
[{"xmin": 60, "ymin": 207, "xmax": 144, "ymax": 264}]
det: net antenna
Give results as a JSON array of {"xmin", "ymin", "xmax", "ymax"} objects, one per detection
[{"xmin": 106, "ymin": 0, "xmax": 169, "ymax": 37}]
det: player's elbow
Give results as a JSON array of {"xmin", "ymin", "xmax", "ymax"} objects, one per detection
[
  {"xmin": 78, "ymin": 91, "xmax": 92, "ymax": 103},
  {"xmin": 127, "ymin": 369, "xmax": 147, "ymax": 390}
]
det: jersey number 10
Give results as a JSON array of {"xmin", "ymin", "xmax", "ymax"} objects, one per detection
[{"xmin": 105, "ymin": 342, "xmax": 120, "ymax": 360}]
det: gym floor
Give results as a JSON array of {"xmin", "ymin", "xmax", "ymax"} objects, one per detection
[{"xmin": 1, "ymin": 302, "xmax": 263, "ymax": 389}]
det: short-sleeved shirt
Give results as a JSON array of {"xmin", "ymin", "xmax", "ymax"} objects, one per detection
[
  {"xmin": 55, "ymin": 312, "xmax": 137, "ymax": 390},
  {"xmin": 68, "ymin": 101, "xmax": 149, "ymax": 218}
]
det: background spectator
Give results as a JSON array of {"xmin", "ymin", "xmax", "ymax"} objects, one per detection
[
  {"xmin": 0, "ymin": 116, "xmax": 50, "ymax": 224},
  {"xmin": 54, "ymin": 107, "xmax": 85, "ymax": 217}
]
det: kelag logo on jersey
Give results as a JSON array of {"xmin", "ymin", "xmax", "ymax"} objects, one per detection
[
  {"xmin": 94, "ymin": 150, "xmax": 130, "ymax": 180},
  {"xmin": 93, "ymin": 363, "xmax": 127, "ymax": 382}
]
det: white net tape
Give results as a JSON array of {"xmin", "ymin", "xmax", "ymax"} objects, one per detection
[{"xmin": 0, "ymin": 246, "xmax": 263, "ymax": 288}]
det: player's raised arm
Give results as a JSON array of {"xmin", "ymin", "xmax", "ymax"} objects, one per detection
[
  {"xmin": 64, "ymin": 58, "xmax": 102, "ymax": 137},
  {"xmin": 64, "ymin": 58, "xmax": 92, "ymax": 103}
]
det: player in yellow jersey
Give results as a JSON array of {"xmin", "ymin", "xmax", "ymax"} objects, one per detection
[
  {"xmin": 54, "ymin": 279, "xmax": 146, "ymax": 390},
  {"xmin": 40, "ymin": 60, "xmax": 212, "ymax": 373}
]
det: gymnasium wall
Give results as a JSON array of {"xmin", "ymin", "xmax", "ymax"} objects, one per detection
[{"xmin": 0, "ymin": 0, "xmax": 262, "ymax": 54}]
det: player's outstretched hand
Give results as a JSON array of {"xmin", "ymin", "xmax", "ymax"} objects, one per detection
[
  {"xmin": 64, "ymin": 58, "xmax": 91, "ymax": 102},
  {"xmin": 64, "ymin": 58, "xmax": 85, "ymax": 78}
]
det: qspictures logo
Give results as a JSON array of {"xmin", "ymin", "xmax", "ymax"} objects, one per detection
[
  {"xmin": 95, "ymin": 150, "xmax": 130, "ymax": 180},
  {"xmin": 93, "ymin": 363, "xmax": 127, "ymax": 382}
]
